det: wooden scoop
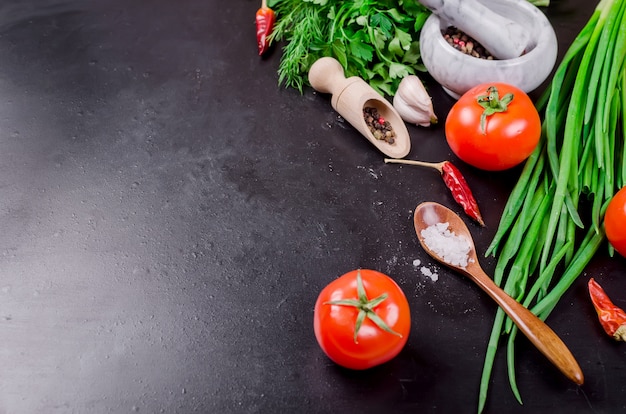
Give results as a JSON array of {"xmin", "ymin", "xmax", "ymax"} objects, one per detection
[
  {"xmin": 308, "ymin": 57, "xmax": 410, "ymax": 159},
  {"xmin": 413, "ymin": 201, "xmax": 584, "ymax": 385}
]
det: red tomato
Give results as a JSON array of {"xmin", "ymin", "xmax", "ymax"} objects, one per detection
[
  {"xmin": 605, "ymin": 186, "xmax": 626, "ymax": 258},
  {"xmin": 445, "ymin": 82, "xmax": 541, "ymax": 171},
  {"xmin": 313, "ymin": 269, "xmax": 410, "ymax": 370}
]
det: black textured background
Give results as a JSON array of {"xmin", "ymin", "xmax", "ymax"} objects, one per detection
[{"xmin": 0, "ymin": 1, "xmax": 623, "ymax": 413}]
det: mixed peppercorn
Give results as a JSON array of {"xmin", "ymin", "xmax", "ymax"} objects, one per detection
[
  {"xmin": 364, "ymin": 106, "xmax": 396, "ymax": 144},
  {"xmin": 443, "ymin": 27, "xmax": 495, "ymax": 60}
]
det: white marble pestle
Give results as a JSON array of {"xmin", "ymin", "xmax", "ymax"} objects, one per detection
[{"xmin": 419, "ymin": 0, "xmax": 530, "ymax": 60}]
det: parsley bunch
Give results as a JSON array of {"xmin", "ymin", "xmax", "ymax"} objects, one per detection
[{"xmin": 268, "ymin": 0, "xmax": 431, "ymax": 96}]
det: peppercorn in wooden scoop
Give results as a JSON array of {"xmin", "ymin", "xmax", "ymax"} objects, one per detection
[
  {"xmin": 308, "ymin": 57, "xmax": 410, "ymax": 159},
  {"xmin": 413, "ymin": 201, "xmax": 584, "ymax": 386}
]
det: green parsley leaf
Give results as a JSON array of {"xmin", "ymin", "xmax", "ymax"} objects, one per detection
[
  {"xmin": 388, "ymin": 62, "xmax": 410, "ymax": 79},
  {"xmin": 331, "ymin": 39, "xmax": 348, "ymax": 68},
  {"xmin": 370, "ymin": 13, "xmax": 393, "ymax": 39},
  {"xmin": 350, "ymin": 40, "xmax": 375, "ymax": 62},
  {"xmin": 355, "ymin": 15, "xmax": 368, "ymax": 26},
  {"xmin": 402, "ymin": 41, "xmax": 421, "ymax": 64},
  {"xmin": 371, "ymin": 27, "xmax": 387, "ymax": 51},
  {"xmin": 387, "ymin": 8, "xmax": 408, "ymax": 23},
  {"xmin": 395, "ymin": 28, "xmax": 412, "ymax": 51},
  {"xmin": 388, "ymin": 37, "xmax": 404, "ymax": 57}
]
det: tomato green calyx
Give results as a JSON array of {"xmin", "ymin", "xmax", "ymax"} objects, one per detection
[
  {"xmin": 324, "ymin": 269, "xmax": 403, "ymax": 343},
  {"xmin": 476, "ymin": 85, "xmax": 514, "ymax": 134}
]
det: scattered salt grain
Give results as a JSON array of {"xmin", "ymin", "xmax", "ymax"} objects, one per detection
[
  {"xmin": 420, "ymin": 266, "xmax": 439, "ymax": 282},
  {"xmin": 413, "ymin": 258, "xmax": 438, "ymax": 282},
  {"xmin": 421, "ymin": 222, "xmax": 472, "ymax": 268}
]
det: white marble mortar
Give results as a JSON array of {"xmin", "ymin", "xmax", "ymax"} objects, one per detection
[
  {"xmin": 420, "ymin": 0, "xmax": 558, "ymax": 99},
  {"xmin": 419, "ymin": 0, "xmax": 530, "ymax": 59}
]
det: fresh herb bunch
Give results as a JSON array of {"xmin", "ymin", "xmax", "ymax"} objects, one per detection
[{"xmin": 267, "ymin": 0, "xmax": 431, "ymax": 96}]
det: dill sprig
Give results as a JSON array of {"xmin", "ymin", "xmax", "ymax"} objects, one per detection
[{"xmin": 270, "ymin": 1, "xmax": 331, "ymax": 93}]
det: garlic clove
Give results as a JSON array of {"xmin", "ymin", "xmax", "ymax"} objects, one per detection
[{"xmin": 393, "ymin": 75, "xmax": 437, "ymax": 127}]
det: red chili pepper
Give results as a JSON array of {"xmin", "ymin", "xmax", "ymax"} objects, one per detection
[
  {"xmin": 440, "ymin": 161, "xmax": 485, "ymax": 226},
  {"xmin": 588, "ymin": 278, "xmax": 626, "ymax": 341},
  {"xmin": 384, "ymin": 158, "xmax": 484, "ymax": 226},
  {"xmin": 255, "ymin": 0, "xmax": 275, "ymax": 56}
]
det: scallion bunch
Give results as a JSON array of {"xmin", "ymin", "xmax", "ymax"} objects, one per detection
[{"xmin": 479, "ymin": 0, "xmax": 626, "ymax": 411}]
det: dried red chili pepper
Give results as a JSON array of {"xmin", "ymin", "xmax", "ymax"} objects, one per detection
[
  {"xmin": 588, "ymin": 278, "xmax": 626, "ymax": 341},
  {"xmin": 440, "ymin": 161, "xmax": 484, "ymax": 226},
  {"xmin": 255, "ymin": 0, "xmax": 275, "ymax": 56},
  {"xmin": 384, "ymin": 158, "xmax": 485, "ymax": 226}
]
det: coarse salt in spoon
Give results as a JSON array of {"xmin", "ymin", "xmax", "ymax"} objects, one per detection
[{"xmin": 413, "ymin": 201, "xmax": 584, "ymax": 385}]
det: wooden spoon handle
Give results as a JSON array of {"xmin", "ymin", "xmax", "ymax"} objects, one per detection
[{"xmin": 471, "ymin": 267, "xmax": 584, "ymax": 385}]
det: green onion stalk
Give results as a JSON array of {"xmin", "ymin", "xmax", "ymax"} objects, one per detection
[{"xmin": 478, "ymin": 0, "xmax": 626, "ymax": 412}]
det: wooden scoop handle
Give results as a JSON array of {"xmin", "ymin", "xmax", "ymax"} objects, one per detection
[
  {"xmin": 469, "ymin": 265, "xmax": 584, "ymax": 385},
  {"xmin": 308, "ymin": 57, "xmax": 354, "ymax": 95}
]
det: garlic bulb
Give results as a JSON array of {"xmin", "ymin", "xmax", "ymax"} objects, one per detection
[{"xmin": 393, "ymin": 75, "xmax": 438, "ymax": 127}]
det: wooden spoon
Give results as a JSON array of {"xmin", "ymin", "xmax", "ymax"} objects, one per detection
[{"xmin": 413, "ymin": 201, "xmax": 584, "ymax": 385}]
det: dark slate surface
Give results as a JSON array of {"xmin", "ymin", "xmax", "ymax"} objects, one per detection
[{"xmin": 0, "ymin": 1, "xmax": 624, "ymax": 413}]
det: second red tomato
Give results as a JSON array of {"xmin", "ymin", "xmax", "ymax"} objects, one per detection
[
  {"xmin": 605, "ymin": 186, "xmax": 626, "ymax": 258},
  {"xmin": 313, "ymin": 269, "xmax": 410, "ymax": 370},
  {"xmin": 445, "ymin": 82, "xmax": 541, "ymax": 171}
]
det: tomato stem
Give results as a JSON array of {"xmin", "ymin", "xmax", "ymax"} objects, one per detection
[
  {"xmin": 476, "ymin": 85, "xmax": 514, "ymax": 134},
  {"xmin": 324, "ymin": 269, "xmax": 403, "ymax": 343}
]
